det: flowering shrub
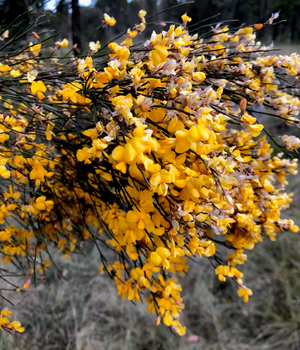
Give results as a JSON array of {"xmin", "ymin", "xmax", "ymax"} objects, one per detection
[{"xmin": 0, "ymin": 10, "xmax": 299, "ymax": 335}]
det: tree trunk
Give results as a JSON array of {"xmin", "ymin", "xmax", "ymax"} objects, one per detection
[{"xmin": 72, "ymin": 0, "xmax": 81, "ymax": 56}]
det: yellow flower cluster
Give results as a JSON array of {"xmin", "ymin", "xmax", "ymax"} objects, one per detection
[
  {"xmin": 0, "ymin": 12, "xmax": 299, "ymax": 335},
  {"xmin": 0, "ymin": 309, "xmax": 24, "ymax": 333}
]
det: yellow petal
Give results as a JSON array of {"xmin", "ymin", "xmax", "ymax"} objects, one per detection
[
  {"xmin": 192, "ymin": 72, "xmax": 206, "ymax": 83},
  {"xmin": 126, "ymin": 210, "xmax": 139, "ymax": 223},
  {"xmin": 204, "ymin": 243, "xmax": 216, "ymax": 257},
  {"xmin": 124, "ymin": 143, "xmax": 138, "ymax": 163},
  {"xmin": 150, "ymin": 45, "xmax": 169, "ymax": 66},
  {"xmin": 150, "ymin": 252, "xmax": 163, "ymax": 266},
  {"xmin": 153, "ymin": 227, "xmax": 165, "ymax": 236},
  {"xmin": 175, "ymin": 130, "xmax": 191, "ymax": 153},
  {"xmin": 36, "ymin": 196, "xmax": 46, "ymax": 203},
  {"xmin": 156, "ymin": 247, "xmax": 171, "ymax": 259},
  {"xmin": 116, "ymin": 161, "xmax": 127, "ymax": 173},
  {"xmin": 82, "ymin": 128, "xmax": 98, "ymax": 139},
  {"xmin": 36, "ymin": 203, "xmax": 46, "ymax": 210},
  {"xmin": 248, "ymin": 124, "xmax": 264, "ymax": 137},
  {"xmin": 112, "ymin": 146, "xmax": 125, "ymax": 162}
]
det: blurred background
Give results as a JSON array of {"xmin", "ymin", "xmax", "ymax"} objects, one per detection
[
  {"xmin": 1, "ymin": 1, "xmax": 300, "ymax": 349},
  {"xmin": 1, "ymin": 0, "xmax": 300, "ymax": 53}
]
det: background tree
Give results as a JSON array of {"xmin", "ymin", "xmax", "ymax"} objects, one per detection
[{"xmin": 71, "ymin": 0, "xmax": 81, "ymax": 54}]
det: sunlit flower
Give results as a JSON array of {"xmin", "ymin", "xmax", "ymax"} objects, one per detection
[
  {"xmin": 103, "ymin": 13, "xmax": 116, "ymax": 26},
  {"xmin": 55, "ymin": 38, "xmax": 69, "ymax": 48}
]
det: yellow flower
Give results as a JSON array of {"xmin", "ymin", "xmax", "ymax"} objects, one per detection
[
  {"xmin": 150, "ymin": 45, "xmax": 169, "ymax": 66},
  {"xmin": 150, "ymin": 247, "xmax": 171, "ymax": 268},
  {"xmin": 0, "ymin": 64, "xmax": 11, "ymax": 72},
  {"xmin": 35, "ymin": 196, "xmax": 54, "ymax": 211},
  {"xmin": 29, "ymin": 42, "xmax": 41, "ymax": 56},
  {"xmin": 89, "ymin": 139, "xmax": 108, "ymax": 158},
  {"xmin": 0, "ymin": 160, "xmax": 11, "ymax": 179},
  {"xmin": 10, "ymin": 69, "xmax": 22, "ymax": 78},
  {"xmin": 55, "ymin": 38, "xmax": 69, "ymax": 48},
  {"xmin": 45, "ymin": 124, "xmax": 54, "ymax": 141},
  {"xmin": 77, "ymin": 147, "xmax": 92, "ymax": 164},
  {"xmin": 241, "ymin": 113, "xmax": 256, "ymax": 125},
  {"xmin": 237, "ymin": 287, "xmax": 253, "ymax": 302},
  {"xmin": 82, "ymin": 128, "xmax": 98, "ymax": 139},
  {"xmin": 127, "ymin": 29, "xmax": 138, "ymax": 38},
  {"xmin": 109, "ymin": 44, "xmax": 130, "ymax": 63},
  {"xmin": 192, "ymin": 72, "xmax": 206, "ymax": 83},
  {"xmin": 31, "ymin": 80, "xmax": 46, "ymax": 99},
  {"xmin": 0, "ymin": 309, "xmax": 25, "ymax": 333},
  {"xmin": 103, "ymin": 13, "xmax": 116, "ymax": 26},
  {"xmin": 181, "ymin": 13, "xmax": 192, "ymax": 24},
  {"xmin": 7, "ymin": 321, "xmax": 25, "ymax": 333},
  {"xmin": 138, "ymin": 10, "xmax": 147, "ymax": 23},
  {"xmin": 111, "ymin": 95, "xmax": 133, "ymax": 120},
  {"xmin": 174, "ymin": 130, "xmax": 191, "ymax": 153},
  {"xmin": 248, "ymin": 124, "xmax": 264, "ymax": 137},
  {"xmin": 135, "ymin": 22, "xmax": 146, "ymax": 32}
]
